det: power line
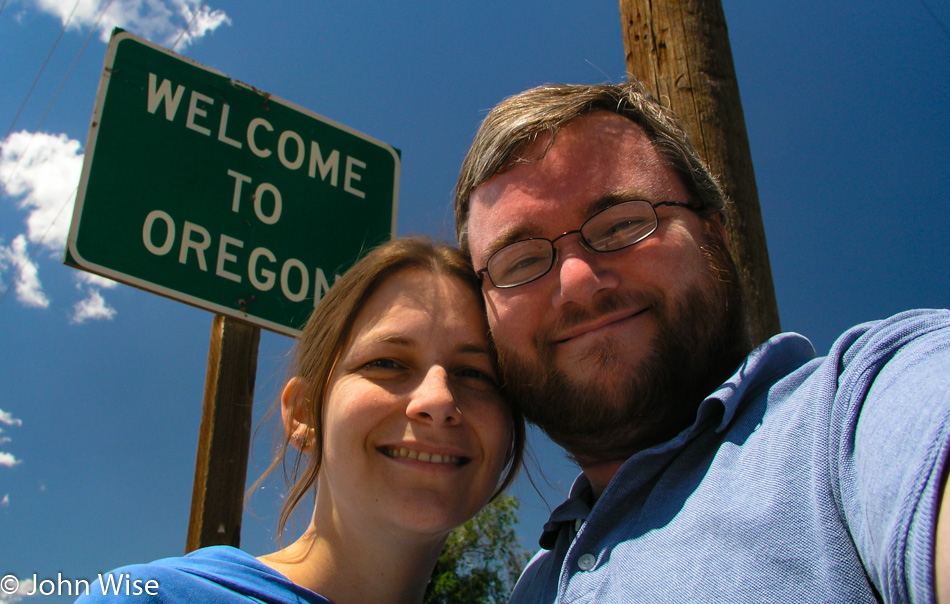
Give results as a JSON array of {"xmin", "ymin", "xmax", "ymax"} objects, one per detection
[
  {"xmin": 38, "ymin": 0, "xmax": 117, "ymax": 132},
  {"xmin": 1, "ymin": 0, "xmax": 83, "ymax": 148},
  {"xmin": 1, "ymin": 0, "xmax": 212, "ymax": 310},
  {"xmin": 0, "ymin": 0, "xmax": 114, "ymax": 199},
  {"xmin": 171, "ymin": 0, "xmax": 210, "ymax": 52},
  {"xmin": 917, "ymin": 0, "xmax": 950, "ymax": 43},
  {"xmin": 0, "ymin": 0, "xmax": 115, "ymax": 311}
]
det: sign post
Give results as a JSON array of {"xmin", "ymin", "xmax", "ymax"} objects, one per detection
[
  {"xmin": 66, "ymin": 30, "xmax": 399, "ymax": 549},
  {"xmin": 186, "ymin": 315, "xmax": 260, "ymax": 551}
]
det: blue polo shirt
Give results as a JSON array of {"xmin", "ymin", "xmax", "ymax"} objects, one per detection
[{"xmin": 510, "ymin": 309, "xmax": 950, "ymax": 603}]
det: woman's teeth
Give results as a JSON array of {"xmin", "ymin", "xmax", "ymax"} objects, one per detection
[{"xmin": 385, "ymin": 447, "xmax": 460, "ymax": 465}]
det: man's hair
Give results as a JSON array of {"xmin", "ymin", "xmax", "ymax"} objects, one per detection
[{"xmin": 454, "ymin": 80, "xmax": 727, "ymax": 254}]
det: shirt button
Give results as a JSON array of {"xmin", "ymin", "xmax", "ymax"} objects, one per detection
[{"xmin": 577, "ymin": 553, "xmax": 596, "ymax": 571}]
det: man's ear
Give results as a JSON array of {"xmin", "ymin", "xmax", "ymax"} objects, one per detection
[{"xmin": 281, "ymin": 377, "xmax": 313, "ymax": 452}]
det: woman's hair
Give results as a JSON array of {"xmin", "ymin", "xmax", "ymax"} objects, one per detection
[{"xmin": 255, "ymin": 237, "xmax": 525, "ymax": 542}]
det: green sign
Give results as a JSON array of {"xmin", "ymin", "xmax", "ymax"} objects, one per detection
[{"xmin": 66, "ymin": 30, "xmax": 399, "ymax": 336}]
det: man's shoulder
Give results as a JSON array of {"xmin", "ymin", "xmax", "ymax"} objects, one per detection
[
  {"xmin": 758, "ymin": 308, "xmax": 950, "ymax": 395},
  {"xmin": 815, "ymin": 308, "xmax": 950, "ymax": 388},
  {"xmin": 749, "ymin": 309, "xmax": 949, "ymax": 414},
  {"xmin": 832, "ymin": 308, "xmax": 949, "ymax": 356}
]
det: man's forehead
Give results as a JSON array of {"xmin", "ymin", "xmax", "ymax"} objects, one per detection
[
  {"xmin": 469, "ymin": 185, "xmax": 639, "ymax": 259},
  {"xmin": 466, "ymin": 113, "xmax": 674, "ymax": 259}
]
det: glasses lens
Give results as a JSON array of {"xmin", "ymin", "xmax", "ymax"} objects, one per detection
[
  {"xmin": 583, "ymin": 201, "xmax": 657, "ymax": 252},
  {"xmin": 487, "ymin": 239, "xmax": 554, "ymax": 287}
]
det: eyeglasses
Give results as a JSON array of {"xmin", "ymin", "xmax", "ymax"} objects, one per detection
[{"xmin": 476, "ymin": 200, "xmax": 693, "ymax": 288}]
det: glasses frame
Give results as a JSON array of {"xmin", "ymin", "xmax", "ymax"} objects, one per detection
[{"xmin": 476, "ymin": 200, "xmax": 693, "ymax": 289}]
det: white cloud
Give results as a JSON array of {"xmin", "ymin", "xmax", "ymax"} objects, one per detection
[
  {"xmin": 0, "ymin": 409, "xmax": 23, "ymax": 428},
  {"xmin": 0, "ymin": 577, "xmax": 34, "ymax": 604},
  {"xmin": 0, "ymin": 409, "xmax": 23, "ymax": 470},
  {"xmin": 29, "ymin": 0, "xmax": 231, "ymax": 50},
  {"xmin": 1, "ymin": 130, "xmax": 119, "ymax": 319},
  {"xmin": 170, "ymin": 0, "xmax": 231, "ymax": 49},
  {"xmin": 71, "ymin": 286, "xmax": 117, "ymax": 324},
  {"xmin": 72, "ymin": 273, "xmax": 119, "ymax": 323},
  {"xmin": 0, "ymin": 494, "xmax": 8, "ymax": 507},
  {"xmin": 0, "ymin": 452, "xmax": 21, "ymax": 469},
  {"xmin": 78, "ymin": 271, "xmax": 118, "ymax": 289},
  {"xmin": 0, "ymin": 234, "xmax": 50, "ymax": 308},
  {"xmin": 0, "ymin": 130, "xmax": 81, "ymax": 251}
]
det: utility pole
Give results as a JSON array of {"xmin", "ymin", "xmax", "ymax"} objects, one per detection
[{"xmin": 618, "ymin": 0, "xmax": 781, "ymax": 345}]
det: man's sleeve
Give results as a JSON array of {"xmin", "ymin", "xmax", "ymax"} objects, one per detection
[{"xmin": 831, "ymin": 309, "xmax": 950, "ymax": 603}]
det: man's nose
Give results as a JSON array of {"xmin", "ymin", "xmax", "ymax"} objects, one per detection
[
  {"xmin": 405, "ymin": 366, "xmax": 462, "ymax": 425},
  {"xmin": 553, "ymin": 238, "xmax": 619, "ymax": 307}
]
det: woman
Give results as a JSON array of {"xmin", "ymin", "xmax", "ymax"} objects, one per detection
[{"xmin": 78, "ymin": 238, "xmax": 525, "ymax": 603}]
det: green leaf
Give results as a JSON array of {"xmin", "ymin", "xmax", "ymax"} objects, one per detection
[{"xmin": 423, "ymin": 494, "xmax": 531, "ymax": 604}]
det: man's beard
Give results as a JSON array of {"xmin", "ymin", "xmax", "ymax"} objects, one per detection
[{"xmin": 496, "ymin": 229, "xmax": 751, "ymax": 466}]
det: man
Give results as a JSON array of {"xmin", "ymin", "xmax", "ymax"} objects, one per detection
[{"xmin": 454, "ymin": 80, "xmax": 950, "ymax": 602}]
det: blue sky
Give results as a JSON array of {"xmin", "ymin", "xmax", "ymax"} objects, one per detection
[{"xmin": 1, "ymin": 1, "xmax": 949, "ymax": 601}]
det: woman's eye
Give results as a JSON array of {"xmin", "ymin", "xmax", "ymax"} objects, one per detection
[
  {"xmin": 457, "ymin": 367, "xmax": 498, "ymax": 385},
  {"xmin": 364, "ymin": 358, "xmax": 403, "ymax": 370}
]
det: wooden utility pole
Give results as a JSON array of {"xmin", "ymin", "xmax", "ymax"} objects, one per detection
[
  {"xmin": 619, "ymin": 0, "xmax": 780, "ymax": 345},
  {"xmin": 185, "ymin": 315, "xmax": 260, "ymax": 552}
]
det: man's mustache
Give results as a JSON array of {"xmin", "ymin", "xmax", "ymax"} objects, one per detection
[{"xmin": 540, "ymin": 289, "xmax": 663, "ymax": 347}]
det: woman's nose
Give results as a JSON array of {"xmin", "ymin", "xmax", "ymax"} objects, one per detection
[{"xmin": 405, "ymin": 366, "xmax": 462, "ymax": 425}]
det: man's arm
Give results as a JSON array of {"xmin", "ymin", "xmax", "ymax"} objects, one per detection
[{"xmin": 833, "ymin": 309, "xmax": 950, "ymax": 601}]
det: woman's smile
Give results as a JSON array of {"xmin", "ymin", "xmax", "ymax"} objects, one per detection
[{"xmin": 380, "ymin": 445, "xmax": 468, "ymax": 466}]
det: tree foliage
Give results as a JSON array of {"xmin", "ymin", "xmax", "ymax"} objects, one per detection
[{"xmin": 424, "ymin": 494, "xmax": 530, "ymax": 603}]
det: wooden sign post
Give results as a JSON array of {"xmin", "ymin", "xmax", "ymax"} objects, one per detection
[
  {"xmin": 618, "ymin": 0, "xmax": 781, "ymax": 344},
  {"xmin": 185, "ymin": 315, "xmax": 260, "ymax": 552}
]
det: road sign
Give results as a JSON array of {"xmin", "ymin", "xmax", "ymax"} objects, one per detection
[{"xmin": 66, "ymin": 30, "xmax": 400, "ymax": 336}]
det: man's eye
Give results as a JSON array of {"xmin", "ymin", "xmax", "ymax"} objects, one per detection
[
  {"xmin": 608, "ymin": 218, "xmax": 638, "ymax": 232},
  {"xmin": 591, "ymin": 218, "xmax": 651, "ymax": 248},
  {"xmin": 511, "ymin": 255, "xmax": 545, "ymax": 269},
  {"xmin": 606, "ymin": 218, "xmax": 649, "ymax": 236},
  {"xmin": 498, "ymin": 253, "xmax": 546, "ymax": 280}
]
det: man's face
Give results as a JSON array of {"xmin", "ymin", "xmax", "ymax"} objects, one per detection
[{"xmin": 466, "ymin": 112, "xmax": 748, "ymax": 464}]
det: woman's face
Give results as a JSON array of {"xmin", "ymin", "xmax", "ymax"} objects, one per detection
[{"xmin": 316, "ymin": 268, "xmax": 512, "ymax": 537}]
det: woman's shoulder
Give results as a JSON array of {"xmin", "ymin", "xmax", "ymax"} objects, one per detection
[{"xmin": 75, "ymin": 546, "xmax": 331, "ymax": 604}]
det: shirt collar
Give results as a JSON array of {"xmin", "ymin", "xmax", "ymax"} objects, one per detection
[
  {"xmin": 539, "ymin": 474, "xmax": 594, "ymax": 549},
  {"xmin": 534, "ymin": 332, "xmax": 817, "ymax": 550},
  {"xmin": 708, "ymin": 332, "xmax": 816, "ymax": 432}
]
